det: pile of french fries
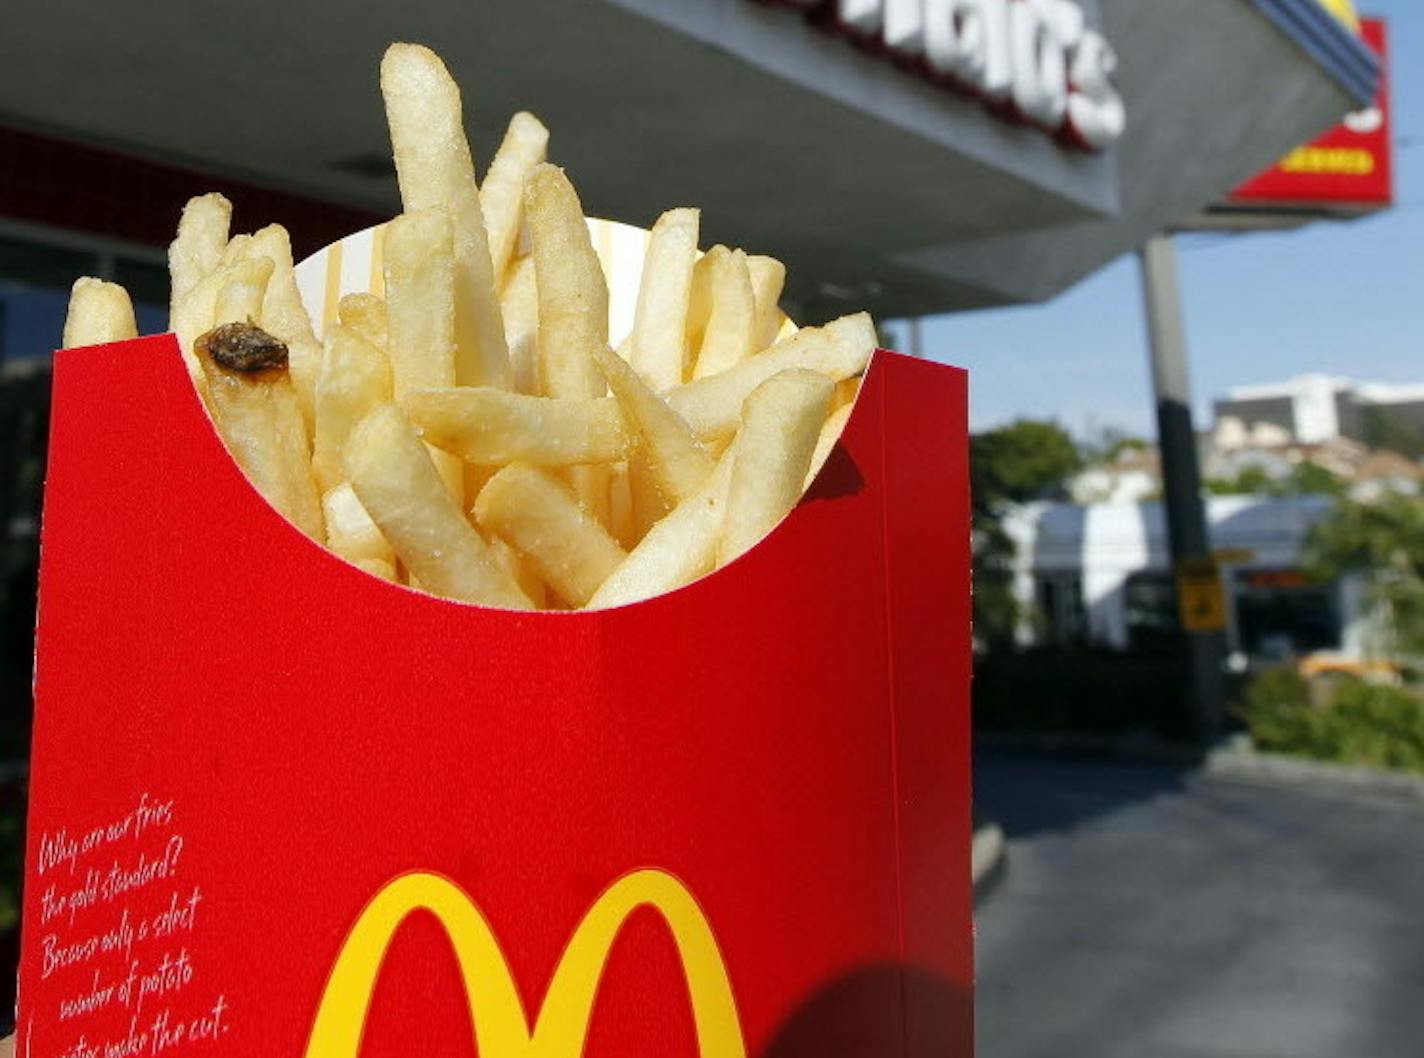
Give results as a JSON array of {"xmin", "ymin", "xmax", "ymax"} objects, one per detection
[{"xmin": 60, "ymin": 43, "xmax": 874, "ymax": 611}]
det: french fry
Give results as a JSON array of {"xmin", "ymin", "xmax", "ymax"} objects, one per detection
[
  {"xmin": 313, "ymin": 324, "xmax": 394, "ymax": 494},
  {"xmin": 718, "ymin": 369, "xmax": 834, "ymax": 566},
  {"xmin": 353, "ymin": 557, "xmax": 397, "ymax": 582},
  {"xmin": 691, "ymin": 247, "xmax": 756, "ymax": 380},
  {"xmin": 667, "ymin": 312, "xmax": 875, "ymax": 440},
  {"xmin": 586, "ymin": 442, "xmax": 737, "ymax": 610},
  {"xmin": 835, "ymin": 375, "xmax": 861, "ymax": 408},
  {"xmin": 608, "ymin": 462, "xmax": 635, "ymax": 550},
  {"xmin": 62, "ymin": 278, "xmax": 137, "ymax": 349},
  {"xmin": 806, "ymin": 402, "xmax": 854, "ymax": 488},
  {"xmin": 481, "ymin": 112, "xmax": 550, "ymax": 284},
  {"xmin": 116, "ymin": 47, "xmax": 895, "ymax": 612},
  {"xmin": 628, "ymin": 450, "xmax": 672, "ymax": 541},
  {"xmin": 592, "ymin": 344, "xmax": 712, "ymax": 504},
  {"xmin": 383, "ymin": 207, "xmax": 464, "ymax": 503},
  {"xmin": 171, "ymin": 261, "xmax": 242, "ymax": 378},
  {"xmin": 473, "ymin": 463, "xmax": 627, "ymax": 607},
  {"xmin": 196, "ymin": 321, "xmax": 325, "ymax": 542},
  {"xmin": 168, "ymin": 193, "xmax": 231, "ymax": 315},
  {"xmin": 525, "ymin": 164, "xmax": 607, "ymax": 399},
  {"xmin": 486, "ymin": 534, "xmax": 547, "ymax": 609},
  {"xmin": 747, "ymin": 254, "xmax": 787, "ymax": 351},
  {"xmin": 567, "ymin": 465, "xmax": 611, "ymax": 529},
  {"xmin": 213, "ymin": 257, "xmax": 273, "ymax": 326},
  {"xmin": 220, "ymin": 234, "xmax": 252, "ymax": 267},
  {"xmin": 384, "ymin": 209, "xmax": 456, "ymax": 397},
  {"xmin": 322, "ymin": 482, "xmax": 395, "ymax": 569},
  {"xmin": 172, "ymin": 256, "xmax": 281, "ymax": 392},
  {"xmin": 405, "ymin": 387, "xmax": 631, "ymax": 466},
  {"xmin": 338, "ymin": 293, "xmax": 389, "ymax": 352},
  {"xmin": 345, "ymin": 403, "xmax": 533, "ymax": 608},
  {"xmin": 501, "ymin": 255, "xmax": 541, "ymax": 395},
  {"xmin": 629, "ymin": 208, "xmax": 699, "ymax": 391},
  {"xmin": 684, "ymin": 249, "xmax": 715, "ymax": 362},
  {"xmin": 525, "ymin": 163, "xmax": 611, "ymax": 519},
  {"xmin": 244, "ymin": 224, "xmax": 323, "ymax": 435},
  {"xmin": 382, "ymin": 43, "xmax": 512, "ymax": 390}
]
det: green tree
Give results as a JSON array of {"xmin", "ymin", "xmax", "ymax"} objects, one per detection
[
  {"xmin": 1204, "ymin": 465, "xmax": 1275, "ymax": 495},
  {"xmin": 1204, "ymin": 462, "xmax": 1345, "ymax": 498},
  {"xmin": 1077, "ymin": 426, "xmax": 1150, "ymax": 466},
  {"xmin": 971, "ymin": 420, "xmax": 1082, "ymax": 647},
  {"xmin": 972, "ymin": 419, "xmax": 1083, "ymax": 507},
  {"xmin": 1288, "ymin": 462, "xmax": 1348, "ymax": 497},
  {"xmin": 1304, "ymin": 492, "xmax": 1424, "ymax": 664}
]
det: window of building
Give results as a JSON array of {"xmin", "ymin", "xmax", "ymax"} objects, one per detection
[
  {"xmin": 1124, "ymin": 571, "xmax": 1177, "ymax": 654},
  {"xmin": 1035, "ymin": 573, "xmax": 1087, "ymax": 645},
  {"xmin": 0, "ymin": 231, "xmax": 166, "ymax": 364},
  {"xmin": 1233, "ymin": 568, "xmax": 1340, "ymax": 658}
]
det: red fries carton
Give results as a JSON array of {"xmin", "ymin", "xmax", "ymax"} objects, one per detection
[{"xmin": 17, "ymin": 234, "xmax": 972, "ymax": 1056}]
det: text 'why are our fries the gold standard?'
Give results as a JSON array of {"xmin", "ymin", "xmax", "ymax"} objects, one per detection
[{"xmin": 61, "ymin": 43, "xmax": 876, "ymax": 611}]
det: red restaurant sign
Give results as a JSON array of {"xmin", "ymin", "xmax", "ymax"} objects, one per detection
[{"xmin": 1230, "ymin": 17, "xmax": 1391, "ymax": 212}]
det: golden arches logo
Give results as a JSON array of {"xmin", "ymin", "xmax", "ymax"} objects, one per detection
[{"xmin": 305, "ymin": 869, "xmax": 746, "ymax": 1058}]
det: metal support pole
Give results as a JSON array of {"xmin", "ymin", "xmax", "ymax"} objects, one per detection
[
  {"xmin": 1138, "ymin": 235, "xmax": 1225, "ymax": 740},
  {"xmin": 907, "ymin": 316, "xmax": 924, "ymax": 357}
]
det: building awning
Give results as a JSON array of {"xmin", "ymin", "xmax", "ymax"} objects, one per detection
[{"xmin": 0, "ymin": 0, "xmax": 1378, "ymax": 319}]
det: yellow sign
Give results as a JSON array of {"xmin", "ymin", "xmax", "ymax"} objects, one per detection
[
  {"xmin": 1177, "ymin": 559, "xmax": 1227, "ymax": 633},
  {"xmin": 1316, "ymin": 0, "xmax": 1360, "ymax": 32},
  {"xmin": 305, "ymin": 869, "xmax": 746, "ymax": 1058},
  {"xmin": 1279, "ymin": 146, "xmax": 1375, "ymax": 175},
  {"xmin": 1212, "ymin": 548, "xmax": 1255, "ymax": 565}
]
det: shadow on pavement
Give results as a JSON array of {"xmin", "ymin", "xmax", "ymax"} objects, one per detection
[{"xmin": 974, "ymin": 747, "xmax": 1188, "ymax": 839}]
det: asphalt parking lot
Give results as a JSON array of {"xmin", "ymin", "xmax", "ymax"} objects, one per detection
[{"xmin": 974, "ymin": 750, "xmax": 1424, "ymax": 1058}]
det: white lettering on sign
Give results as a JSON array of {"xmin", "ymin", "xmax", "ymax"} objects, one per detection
[{"xmin": 778, "ymin": 0, "xmax": 1125, "ymax": 150}]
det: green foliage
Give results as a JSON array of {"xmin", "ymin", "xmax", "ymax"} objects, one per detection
[
  {"xmin": 1304, "ymin": 492, "xmax": 1424, "ymax": 659},
  {"xmin": 970, "ymin": 419, "xmax": 1082, "ymax": 647},
  {"xmin": 972, "ymin": 517, "xmax": 1019, "ymax": 650},
  {"xmin": 1203, "ymin": 462, "xmax": 1346, "ymax": 498},
  {"xmin": 1204, "ymin": 465, "xmax": 1276, "ymax": 495},
  {"xmin": 1078, "ymin": 427, "xmax": 1150, "ymax": 466},
  {"xmin": 971, "ymin": 419, "xmax": 1083, "ymax": 508},
  {"xmin": 1287, "ymin": 462, "xmax": 1348, "ymax": 496},
  {"xmin": 1240, "ymin": 669, "xmax": 1424, "ymax": 774}
]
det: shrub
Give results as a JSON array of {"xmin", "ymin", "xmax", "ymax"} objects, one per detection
[{"xmin": 1240, "ymin": 669, "xmax": 1424, "ymax": 774}]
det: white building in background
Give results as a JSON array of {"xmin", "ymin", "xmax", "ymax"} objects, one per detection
[
  {"xmin": 1214, "ymin": 374, "xmax": 1424, "ymax": 445},
  {"xmin": 1069, "ymin": 448, "xmax": 1160, "ymax": 505},
  {"xmin": 1003, "ymin": 497, "xmax": 1372, "ymax": 663}
]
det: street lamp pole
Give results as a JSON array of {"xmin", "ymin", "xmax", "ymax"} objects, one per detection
[{"xmin": 1138, "ymin": 234, "xmax": 1226, "ymax": 740}]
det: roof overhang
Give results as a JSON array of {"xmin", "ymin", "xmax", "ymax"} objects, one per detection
[{"xmin": 0, "ymin": 0, "xmax": 1378, "ymax": 318}]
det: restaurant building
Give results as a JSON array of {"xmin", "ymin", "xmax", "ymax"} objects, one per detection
[{"xmin": 0, "ymin": 0, "xmax": 1380, "ymax": 356}]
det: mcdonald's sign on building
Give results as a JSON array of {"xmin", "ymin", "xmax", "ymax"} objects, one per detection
[
  {"xmin": 1229, "ymin": 15, "xmax": 1393, "ymax": 215},
  {"xmin": 18, "ymin": 338, "xmax": 974, "ymax": 1056}
]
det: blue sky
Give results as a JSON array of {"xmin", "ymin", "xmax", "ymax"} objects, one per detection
[{"xmin": 887, "ymin": 1, "xmax": 1421, "ymax": 438}]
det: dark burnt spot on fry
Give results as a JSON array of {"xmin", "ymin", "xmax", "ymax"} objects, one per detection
[{"xmin": 197, "ymin": 321, "xmax": 288, "ymax": 374}]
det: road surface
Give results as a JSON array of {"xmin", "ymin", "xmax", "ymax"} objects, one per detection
[{"xmin": 974, "ymin": 750, "xmax": 1424, "ymax": 1058}]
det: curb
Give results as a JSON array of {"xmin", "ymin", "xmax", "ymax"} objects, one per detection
[
  {"xmin": 976, "ymin": 730, "xmax": 1424, "ymax": 807},
  {"xmin": 971, "ymin": 822, "xmax": 1007, "ymax": 904},
  {"xmin": 1204, "ymin": 744, "xmax": 1424, "ymax": 805}
]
